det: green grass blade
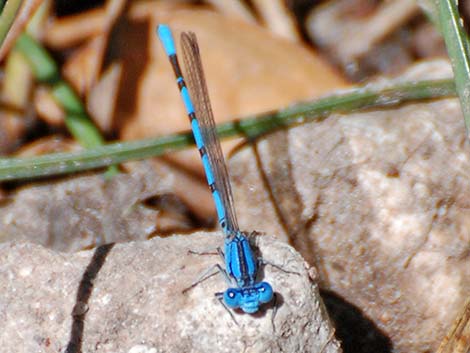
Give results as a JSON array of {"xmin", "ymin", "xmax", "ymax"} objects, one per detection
[
  {"xmin": 0, "ymin": 78, "xmax": 456, "ymax": 181},
  {"xmin": 218, "ymin": 79, "xmax": 456, "ymax": 139},
  {"xmin": 52, "ymin": 82, "xmax": 85, "ymax": 115},
  {"xmin": 438, "ymin": 0, "xmax": 470, "ymax": 136},
  {"xmin": 64, "ymin": 114, "xmax": 105, "ymax": 148},
  {"xmin": 15, "ymin": 33, "xmax": 116, "ymax": 173},
  {"xmin": 15, "ymin": 33, "xmax": 108, "ymax": 147},
  {"xmin": 0, "ymin": 133, "xmax": 193, "ymax": 181},
  {"xmin": 0, "ymin": 0, "xmax": 23, "ymax": 48},
  {"xmin": 14, "ymin": 32, "xmax": 59, "ymax": 82}
]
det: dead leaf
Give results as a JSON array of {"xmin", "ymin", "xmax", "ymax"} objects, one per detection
[
  {"xmin": 119, "ymin": 3, "xmax": 348, "ymax": 174},
  {"xmin": 252, "ymin": 0, "xmax": 300, "ymax": 41},
  {"xmin": 44, "ymin": 6, "xmax": 106, "ymax": 48},
  {"xmin": 34, "ymin": 85, "xmax": 65, "ymax": 125},
  {"xmin": 15, "ymin": 136, "xmax": 79, "ymax": 156}
]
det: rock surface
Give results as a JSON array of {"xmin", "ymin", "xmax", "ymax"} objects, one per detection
[
  {"xmin": 0, "ymin": 160, "xmax": 213, "ymax": 251},
  {"xmin": 229, "ymin": 61, "xmax": 469, "ymax": 353},
  {"xmin": 0, "ymin": 233, "xmax": 340, "ymax": 353}
]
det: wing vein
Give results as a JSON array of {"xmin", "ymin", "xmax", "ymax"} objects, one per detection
[{"xmin": 181, "ymin": 32, "xmax": 239, "ymax": 236}]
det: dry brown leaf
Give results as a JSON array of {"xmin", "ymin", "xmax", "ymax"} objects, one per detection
[
  {"xmin": 62, "ymin": 35, "xmax": 108, "ymax": 96},
  {"xmin": 252, "ymin": 0, "xmax": 300, "ymax": 41},
  {"xmin": 44, "ymin": 6, "xmax": 106, "ymax": 48},
  {"xmin": 307, "ymin": 0, "xmax": 419, "ymax": 68},
  {"xmin": 44, "ymin": 0, "xmax": 126, "ymax": 49},
  {"xmin": 87, "ymin": 62, "xmax": 123, "ymax": 132},
  {"xmin": 2, "ymin": 50, "xmax": 33, "ymax": 108},
  {"xmin": 33, "ymin": 85, "xmax": 65, "ymax": 125},
  {"xmin": 15, "ymin": 136, "xmax": 80, "ymax": 156},
  {"xmin": 57, "ymin": 0, "xmax": 127, "ymax": 91},
  {"xmin": 205, "ymin": 0, "xmax": 256, "ymax": 23},
  {"xmin": 50, "ymin": 2, "xmax": 348, "ymax": 171},
  {"xmin": 0, "ymin": 112, "xmax": 27, "ymax": 153},
  {"xmin": 118, "ymin": 3, "xmax": 348, "ymax": 174}
]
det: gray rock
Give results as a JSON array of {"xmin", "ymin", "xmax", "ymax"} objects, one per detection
[
  {"xmin": 0, "ymin": 161, "xmax": 202, "ymax": 252},
  {"xmin": 229, "ymin": 61, "xmax": 469, "ymax": 353},
  {"xmin": 0, "ymin": 233, "xmax": 340, "ymax": 353}
]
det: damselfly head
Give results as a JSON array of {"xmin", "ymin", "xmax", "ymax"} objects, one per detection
[{"xmin": 223, "ymin": 282, "xmax": 273, "ymax": 314}]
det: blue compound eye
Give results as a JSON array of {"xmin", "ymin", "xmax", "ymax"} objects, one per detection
[
  {"xmin": 224, "ymin": 288, "xmax": 242, "ymax": 308},
  {"xmin": 257, "ymin": 282, "xmax": 273, "ymax": 304}
]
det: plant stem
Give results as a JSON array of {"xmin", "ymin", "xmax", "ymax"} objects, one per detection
[
  {"xmin": 0, "ymin": 78, "xmax": 456, "ymax": 181},
  {"xmin": 15, "ymin": 32, "xmax": 117, "ymax": 174},
  {"xmin": 438, "ymin": 0, "xmax": 470, "ymax": 137},
  {"xmin": 0, "ymin": 0, "xmax": 23, "ymax": 48}
]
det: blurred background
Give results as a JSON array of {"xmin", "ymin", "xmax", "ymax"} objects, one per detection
[{"xmin": 0, "ymin": 2, "xmax": 468, "ymax": 353}]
